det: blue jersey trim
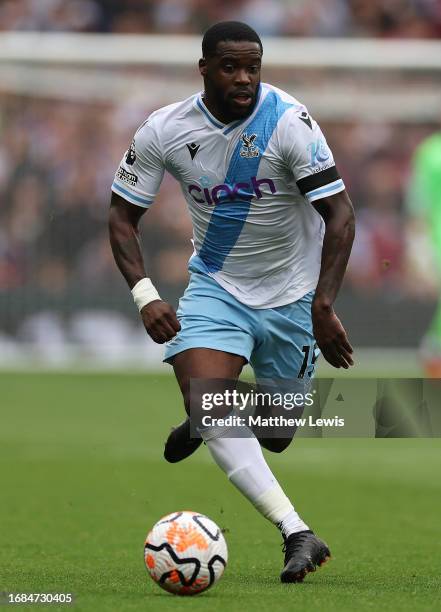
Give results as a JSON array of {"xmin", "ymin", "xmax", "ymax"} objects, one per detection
[
  {"xmin": 112, "ymin": 182, "xmax": 152, "ymax": 206},
  {"xmin": 306, "ymin": 179, "xmax": 344, "ymax": 199},
  {"xmin": 196, "ymin": 98, "xmax": 224, "ymax": 129},
  {"xmin": 222, "ymin": 120, "xmax": 242, "ymax": 136},
  {"xmin": 198, "ymin": 90, "xmax": 293, "ymax": 273}
]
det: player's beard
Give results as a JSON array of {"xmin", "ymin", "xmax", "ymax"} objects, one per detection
[
  {"xmin": 207, "ymin": 79, "xmax": 259, "ymax": 122},
  {"xmin": 227, "ymin": 88, "xmax": 258, "ymax": 119}
]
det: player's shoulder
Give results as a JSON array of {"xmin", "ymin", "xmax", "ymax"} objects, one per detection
[
  {"xmin": 261, "ymin": 82, "xmax": 316, "ymax": 137},
  {"xmin": 262, "ymin": 82, "xmax": 301, "ymax": 106},
  {"xmin": 262, "ymin": 83, "xmax": 308, "ymax": 116},
  {"xmin": 137, "ymin": 94, "xmax": 200, "ymax": 142}
]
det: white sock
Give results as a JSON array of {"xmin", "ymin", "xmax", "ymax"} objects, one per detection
[{"xmin": 202, "ymin": 430, "xmax": 309, "ymax": 537}]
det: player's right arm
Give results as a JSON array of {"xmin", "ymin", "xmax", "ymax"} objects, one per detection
[{"xmin": 108, "ymin": 123, "xmax": 181, "ymax": 344}]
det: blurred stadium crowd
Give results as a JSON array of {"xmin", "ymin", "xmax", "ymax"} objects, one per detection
[
  {"xmin": 1, "ymin": 0, "xmax": 441, "ymax": 38},
  {"xmin": 1, "ymin": 1, "xmax": 440, "ymax": 358}
]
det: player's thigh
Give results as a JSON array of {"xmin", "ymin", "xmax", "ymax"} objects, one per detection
[
  {"xmin": 164, "ymin": 272, "xmax": 255, "ymax": 366},
  {"xmin": 172, "ymin": 348, "xmax": 246, "ymax": 415},
  {"xmin": 164, "ymin": 272, "xmax": 255, "ymax": 414},
  {"xmin": 249, "ymin": 293, "xmax": 317, "ymax": 449},
  {"xmin": 251, "ymin": 291, "xmax": 318, "ymax": 381}
]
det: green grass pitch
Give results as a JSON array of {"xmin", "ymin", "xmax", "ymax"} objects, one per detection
[{"xmin": 1, "ymin": 372, "xmax": 440, "ymax": 611}]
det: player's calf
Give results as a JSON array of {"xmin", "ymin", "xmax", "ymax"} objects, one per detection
[
  {"xmin": 164, "ymin": 417, "xmax": 295, "ymax": 463},
  {"xmin": 163, "ymin": 418, "xmax": 202, "ymax": 463},
  {"xmin": 258, "ymin": 437, "xmax": 294, "ymax": 453}
]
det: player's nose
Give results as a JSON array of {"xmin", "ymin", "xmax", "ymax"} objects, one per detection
[{"xmin": 234, "ymin": 68, "xmax": 251, "ymax": 85}]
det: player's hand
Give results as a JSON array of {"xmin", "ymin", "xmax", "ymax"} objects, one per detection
[
  {"xmin": 312, "ymin": 303, "xmax": 354, "ymax": 369},
  {"xmin": 140, "ymin": 300, "xmax": 181, "ymax": 344}
]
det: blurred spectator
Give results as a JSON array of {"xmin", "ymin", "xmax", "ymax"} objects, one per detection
[
  {"xmin": 0, "ymin": 0, "xmax": 440, "ymax": 38},
  {"xmin": 0, "ymin": 0, "xmax": 103, "ymax": 32}
]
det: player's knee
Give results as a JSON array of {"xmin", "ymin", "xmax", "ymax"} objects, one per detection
[{"xmin": 259, "ymin": 437, "xmax": 294, "ymax": 453}]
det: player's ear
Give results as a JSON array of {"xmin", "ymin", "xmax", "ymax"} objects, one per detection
[{"xmin": 199, "ymin": 58, "xmax": 207, "ymax": 77}]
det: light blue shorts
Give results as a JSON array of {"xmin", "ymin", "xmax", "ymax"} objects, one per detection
[{"xmin": 164, "ymin": 272, "xmax": 319, "ymax": 380}]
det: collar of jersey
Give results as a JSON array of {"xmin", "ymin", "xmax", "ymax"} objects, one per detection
[{"xmin": 195, "ymin": 84, "xmax": 263, "ymax": 135}]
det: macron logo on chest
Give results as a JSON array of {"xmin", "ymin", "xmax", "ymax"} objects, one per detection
[
  {"xmin": 188, "ymin": 176, "xmax": 276, "ymax": 205},
  {"xmin": 186, "ymin": 142, "xmax": 200, "ymax": 160}
]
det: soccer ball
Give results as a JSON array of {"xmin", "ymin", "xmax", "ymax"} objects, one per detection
[{"xmin": 144, "ymin": 511, "xmax": 228, "ymax": 596}]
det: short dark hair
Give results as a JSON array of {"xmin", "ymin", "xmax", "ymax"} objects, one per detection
[{"xmin": 202, "ymin": 21, "xmax": 263, "ymax": 58}]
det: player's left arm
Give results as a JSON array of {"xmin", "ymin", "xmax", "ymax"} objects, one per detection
[
  {"xmin": 312, "ymin": 190, "xmax": 355, "ymax": 369},
  {"xmin": 281, "ymin": 105, "xmax": 355, "ymax": 368}
]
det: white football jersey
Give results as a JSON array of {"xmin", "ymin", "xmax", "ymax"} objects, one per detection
[{"xmin": 112, "ymin": 83, "xmax": 345, "ymax": 308}]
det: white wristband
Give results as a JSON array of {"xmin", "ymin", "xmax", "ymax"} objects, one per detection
[{"xmin": 131, "ymin": 278, "xmax": 161, "ymax": 312}]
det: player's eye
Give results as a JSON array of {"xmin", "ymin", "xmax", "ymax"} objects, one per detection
[
  {"xmin": 221, "ymin": 63, "xmax": 235, "ymax": 73},
  {"xmin": 248, "ymin": 65, "xmax": 259, "ymax": 74}
]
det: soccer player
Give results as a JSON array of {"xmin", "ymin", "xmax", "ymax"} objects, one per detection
[{"xmin": 109, "ymin": 21, "xmax": 355, "ymax": 583}]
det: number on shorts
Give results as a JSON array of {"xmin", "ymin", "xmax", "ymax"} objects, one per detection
[{"xmin": 298, "ymin": 343, "xmax": 319, "ymax": 378}]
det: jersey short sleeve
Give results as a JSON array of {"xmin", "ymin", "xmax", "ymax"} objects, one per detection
[
  {"xmin": 112, "ymin": 120, "xmax": 165, "ymax": 208},
  {"xmin": 281, "ymin": 108, "xmax": 345, "ymax": 203}
]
